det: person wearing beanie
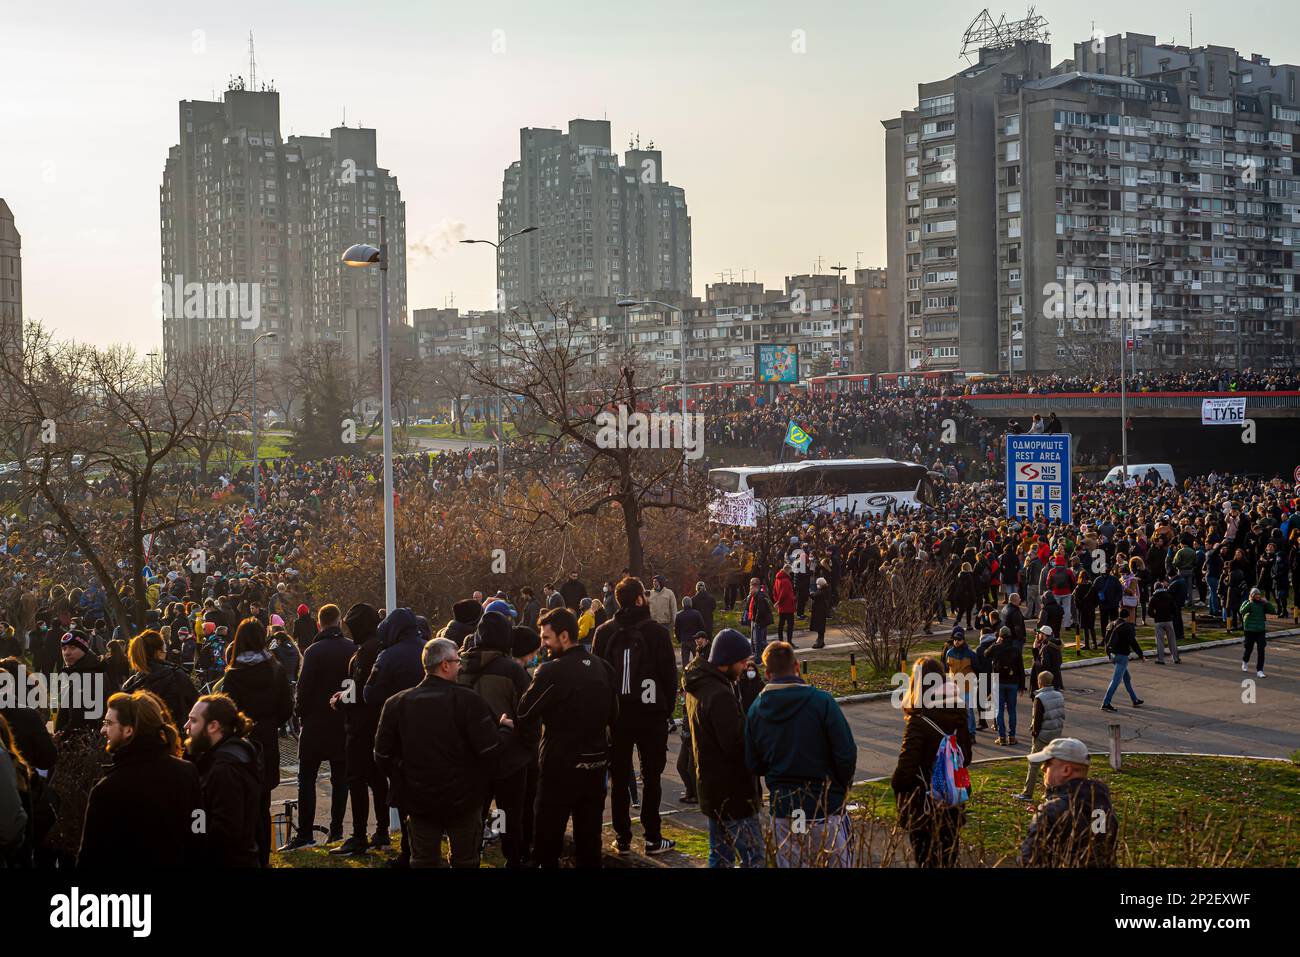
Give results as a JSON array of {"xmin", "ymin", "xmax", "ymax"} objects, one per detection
[
  {"xmin": 293, "ymin": 602, "xmax": 318, "ymax": 653},
  {"xmin": 332, "ymin": 602, "xmax": 389, "ymax": 856},
  {"xmin": 483, "ymin": 599, "xmax": 516, "ymax": 623},
  {"xmin": 442, "ymin": 599, "xmax": 483, "ymax": 651},
  {"xmin": 684, "ymin": 629, "xmax": 761, "ymax": 867},
  {"xmin": 511, "ymin": 626, "xmax": 541, "ymax": 667},
  {"xmin": 54, "ymin": 630, "xmax": 118, "ymax": 737},
  {"xmin": 458, "ymin": 611, "xmax": 535, "ymax": 867},
  {"xmin": 942, "ymin": 625, "xmax": 979, "ymax": 741}
]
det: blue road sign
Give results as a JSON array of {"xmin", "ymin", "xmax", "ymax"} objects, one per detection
[{"xmin": 1005, "ymin": 433, "xmax": 1071, "ymax": 524}]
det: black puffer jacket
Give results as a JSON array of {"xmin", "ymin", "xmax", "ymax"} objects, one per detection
[
  {"xmin": 458, "ymin": 644, "xmax": 534, "ymax": 778},
  {"xmin": 683, "ymin": 658, "xmax": 760, "ymax": 822},
  {"xmin": 193, "ymin": 735, "xmax": 262, "ymax": 867},
  {"xmin": 122, "ymin": 660, "xmax": 198, "ymax": 731},
  {"xmin": 216, "ymin": 653, "xmax": 292, "ymax": 791}
]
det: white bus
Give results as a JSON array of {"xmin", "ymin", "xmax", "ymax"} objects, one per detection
[{"xmin": 708, "ymin": 458, "xmax": 941, "ymax": 519}]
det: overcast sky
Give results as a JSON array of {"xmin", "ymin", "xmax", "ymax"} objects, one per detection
[{"xmin": 1, "ymin": 0, "xmax": 1295, "ymax": 347}]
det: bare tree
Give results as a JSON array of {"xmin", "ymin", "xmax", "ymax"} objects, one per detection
[
  {"xmin": 842, "ymin": 554, "xmax": 954, "ymax": 674},
  {"xmin": 0, "ymin": 323, "xmax": 243, "ymax": 630},
  {"xmin": 180, "ymin": 343, "xmax": 254, "ymax": 477},
  {"xmin": 469, "ymin": 297, "xmax": 705, "ymax": 577}
]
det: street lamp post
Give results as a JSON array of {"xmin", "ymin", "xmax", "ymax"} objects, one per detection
[
  {"xmin": 250, "ymin": 331, "xmax": 277, "ymax": 511},
  {"xmin": 461, "ymin": 225, "xmax": 539, "ymax": 501},
  {"xmin": 1118, "ymin": 259, "xmax": 1162, "ymax": 479},
  {"xmin": 342, "ymin": 218, "xmax": 397, "ymax": 611}
]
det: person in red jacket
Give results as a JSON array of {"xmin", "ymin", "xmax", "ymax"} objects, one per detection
[{"xmin": 773, "ymin": 566, "xmax": 797, "ymax": 647}]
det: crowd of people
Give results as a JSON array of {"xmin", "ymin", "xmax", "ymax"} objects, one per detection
[
  {"xmin": 1, "ymin": 366, "xmax": 1298, "ymax": 869},
  {"xmin": 959, "ymin": 369, "xmax": 1300, "ymax": 395}
]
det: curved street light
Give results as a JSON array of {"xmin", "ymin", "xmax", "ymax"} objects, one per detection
[{"xmin": 341, "ymin": 219, "xmax": 396, "ymax": 611}]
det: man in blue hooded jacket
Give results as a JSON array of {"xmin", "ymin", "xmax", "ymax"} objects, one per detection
[{"xmin": 745, "ymin": 641, "xmax": 857, "ymax": 867}]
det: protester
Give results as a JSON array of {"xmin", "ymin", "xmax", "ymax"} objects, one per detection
[
  {"xmin": 213, "ymin": 616, "xmax": 293, "ymax": 865},
  {"xmin": 333, "ymin": 602, "xmax": 387, "ymax": 856},
  {"xmin": 1020, "ymin": 738, "xmax": 1117, "ymax": 867},
  {"xmin": 1101, "ymin": 607, "xmax": 1145, "ymax": 712},
  {"xmin": 373, "ymin": 637, "xmax": 510, "ymax": 868},
  {"xmin": 184, "ymin": 694, "xmax": 262, "ymax": 868},
  {"xmin": 746, "ymin": 642, "xmax": 856, "ymax": 867},
  {"xmin": 1015, "ymin": 672, "xmax": 1066, "ymax": 802},
  {"xmin": 517, "ymin": 608, "xmax": 618, "ymax": 869},
  {"xmin": 458, "ymin": 610, "xmax": 534, "ymax": 868},
  {"xmin": 1240, "ymin": 587, "xmax": 1276, "ymax": 677},
  {"xmin": 122, "ymin": 629, "xmax": 199, "ymax": 732},
  {"xmin": 78, "ymin": 691, "xmax": 205, "ymax": 868},
  {"xmin": 592, "ymin": 576, "xmax": 678, "ymax": 856},
  {"xmin": 684, "ymin": 629, "xmax": 762, "ymax": 868},
  {"xmin": 285, "ymin": 604, "xmax": 354, "ymax": 849}
]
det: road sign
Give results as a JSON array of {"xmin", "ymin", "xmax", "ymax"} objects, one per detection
[{"xmin": 1006, "ymin": 433, "xmax": 1071, "ymax": 524}]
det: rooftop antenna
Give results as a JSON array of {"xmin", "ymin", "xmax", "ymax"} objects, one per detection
[
  {"xmin": 1189, "ymin": 14, "xmax": 1193, "ymax": 48},
  {"xmin": 856, "ymin": 251, "xmax": 864, "ymax": 268},
  {"xmin": 249, "ymin": 31, "xmax": 257, "ymax": 91}
]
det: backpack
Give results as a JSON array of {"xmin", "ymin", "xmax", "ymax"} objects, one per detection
[
  {"xmin": 607, "ymin": 620, "xmax": 663, "ymax": 717},
  {"xmin": 919, "ymin": 715, "xmax": 970, "ymax": 809},
  {"xmin": 1051, "ymin": 566, "xmax": 1072, "ymax": 591},
  {"xmin": 976, "ymin": 562, "xmax": 991, "ymax": 588}
]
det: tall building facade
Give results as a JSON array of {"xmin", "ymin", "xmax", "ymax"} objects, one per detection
[
  {"xmin": 0, "ymin": 199, "xmax": 20, "ymax": 349},
  {"xmin": 1005, "ymin": 35, "xmax": 1300, "ymax": 371},
  {"xmin": 496, "ymin": 119, "xmax": 692, "ymax": 309},
  {"xmin": 884, "ymin": 32, "xmax": 1300, "ymax": 372},
  {"xmin": 160, "ymin": 84, "xmax": 406, "ymax": 368},
  {"xmin": 883, "ymin": 41, "xmax": 1054, "ymax": 373}
]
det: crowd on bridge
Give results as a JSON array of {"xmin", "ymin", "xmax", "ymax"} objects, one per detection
[{"xmin": 958, "ymin": 369, "xmax": 1300, "ymax": 396}]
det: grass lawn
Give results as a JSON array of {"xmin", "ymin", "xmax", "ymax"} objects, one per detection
[
  {"xmin": 272, "ymin": 833, "xmax": 508, "ymax": 869},
  {"xmin": 847, "ymin": 754, "xmax": 1300, "ymax": 867},
  {"xmin": 405, "ymin": 422, "xmax": 518, "ymax": 441}
]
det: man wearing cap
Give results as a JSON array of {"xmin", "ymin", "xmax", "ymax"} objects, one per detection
[
  {"xmin": 1029, "ymin": 624, "xmax": 1063, "ymax": 692},
  {"xmin": 684, "ymin": 629, "xmax": 762, "ymax": 868},
  {"xmin": 1014, "ymin": 671, "xmax": 1066, "ymax": 802},
  {"xmin": 54, "ymin": 630, "xmax": 117, "ymax": 738},
  {"xmin": 1020, "ymin": 738, "xmax": 1116, "ymax": 867}
]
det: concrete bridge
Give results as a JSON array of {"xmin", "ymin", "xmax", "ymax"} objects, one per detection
[
  {"xmin": 960, "ymin": 391, "xmax": 1300, "ymax": 475},
  {"xmin": 962, "ymin": 390, "xmax": 1300, "ymax": 418}
]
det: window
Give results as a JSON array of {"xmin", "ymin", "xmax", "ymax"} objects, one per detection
[
  {"xmin": 1006, "ymin": 141, "xmax": 1020, "ymax": 162},
  {"xmin": 1005, "ymin": 114, "xmax": 1020, "ymax": 136},
  {"xmin": 1007, "ymin": 216, "xmax": 1021, "ymax": 238},
  {"xmin": 1007, "ymin": 191, "xmax": 1021, "ymax": 213}
]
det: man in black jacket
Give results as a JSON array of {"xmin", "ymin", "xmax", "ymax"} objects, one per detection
[
  {"xmin": 185, "ymin": 693, "xmax": 262, "ymax": 868},
  {"xmin": 332, "ymin": 602, "xmax": 386, "ymax": 856},
  {"xmin": 691, "ymin": 582, "xmax": 717, "ymax": 639},
  {"xmin": 591, "ymin": 577, "xmax": 679, "ymax": 856},
  {"xmin": 286, "ymin": 604, "xmax": 354, "ymax": 850},
  {"xmin": 1101, "ymin": 607, "xmax": 1145, "ymax": 712},
  {"xmin": 684, "ymin": 629, "xmax": 762, "ymax": 868},
  {"xmin": 373, "ymin": 637, "xmax": 509, "ymax": 868},
  {"xmin": 998, "ymin": 593, "xmax": 1027, "ymax": 651},
  {"xmin": 517, "ymin": 608, "xmax": 618, "ymax": 868},
  {"xmin": 78, "ymin": 691, "xmax": 205, "ymax": 868},
  {"xmin": 559, "ymin": 573, "xmax": 588, "ymax": 612}
]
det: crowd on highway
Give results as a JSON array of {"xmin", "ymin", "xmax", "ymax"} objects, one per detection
[{"xmin": 1, "ymin": 367, "xmax": 1298, "ymax": 870}]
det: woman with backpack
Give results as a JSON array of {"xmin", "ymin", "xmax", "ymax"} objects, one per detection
[{"xmin": 891, "ymin": 657, "xmax": 972, "ymax": 868}]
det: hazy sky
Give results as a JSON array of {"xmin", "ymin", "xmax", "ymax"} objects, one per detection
[{"xmin": 1, "ymin": 0, "xmax": 1295, "ymax": 347}]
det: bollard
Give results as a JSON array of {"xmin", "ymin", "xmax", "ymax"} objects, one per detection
[
  {"xmin": 1108, "ymin": 723, "xmax": 1122, "ymax": 771},
  {"xmin": 1074, "ymin": 630, "xmax": 1080, "ymax": 656},
  {"xmin": 849, "ymin": 653, "xmax": 858, "ymax": 688},
  {"xmin": 801, "ymin": 660, "xmax": 808, "ymax": 676},
  {"xmin": 1190, "ymin": 614, "xmax": 1197, "ymax": 639}
]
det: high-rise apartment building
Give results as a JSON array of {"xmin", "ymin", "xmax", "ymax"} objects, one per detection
[
  {"xmin": 883, "ymin": 41, "xmax": 1054, "ymax": 373},
  {"xmin": 884, "ymin": 31, "xmax": 1300, "ymax": 372},
  {"xmin": 1005, "ymin": 35, "xmax": 1300, "ymax": 371},
  {"xmin": 0, "ymin": 199, "xmax": 20, "ymax": 350},
  {"xmin": 497, "ymin": 119, "xmax": 691, "ymax": 309},
  {"xmin": 161, "ymin": 84, "xmax": 406, "ymax": 368}
]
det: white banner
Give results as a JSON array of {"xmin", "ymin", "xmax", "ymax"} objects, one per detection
[
  {"xmin": 1201, "ymin": 396, "xmax": 1246, "ymax": 425},
  {"xmin": 709, "ymin": 490, "xmax": 757, "ymax": 527}
]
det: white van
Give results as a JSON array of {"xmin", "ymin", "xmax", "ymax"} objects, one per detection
[{"xmin": 1103, "ymin": 463, "xmax": 1176, "ymax": 486}]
